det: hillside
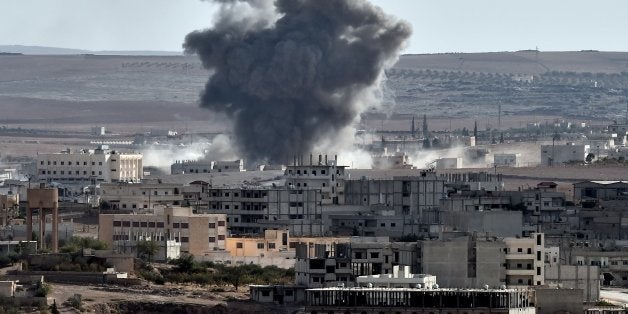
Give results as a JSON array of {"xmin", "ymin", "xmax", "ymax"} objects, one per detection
[{"xmin": 0, "ymin": 51, "xmax": 626, "ymax": 132}]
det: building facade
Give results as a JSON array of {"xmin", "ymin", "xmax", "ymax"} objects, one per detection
[
  {"xmin": 204, "ymin": 187, "xmax": 323, "ymax": 236},
  {"xmin": 285, "ymin": 155, "xmax": 346, "ymax": 205},
  {"xmin": 99, "ymin": 206, "xmax": 227, "ymax": 260},
  {"xmin": 36, "ymin": 146, "xmax": 142, "ymax": 183}
]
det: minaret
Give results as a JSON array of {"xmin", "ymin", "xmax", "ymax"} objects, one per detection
[{"xmin": 411, "ymin": 116, "xmax": 416, "ymax": 138}]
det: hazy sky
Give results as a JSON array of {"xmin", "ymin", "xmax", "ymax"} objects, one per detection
[{"xmin": 1, "ymin": 0, "xmax": 627, "ymax": 53}]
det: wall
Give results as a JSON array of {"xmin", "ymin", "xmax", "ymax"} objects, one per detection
[{"xmin": 535, "ymin": 288, "xmax": 583, "ymax": 314}]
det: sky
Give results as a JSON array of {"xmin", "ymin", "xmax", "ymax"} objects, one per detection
[{"xmin": 1, "ymin": 0, "xmax": 627, "ymax": 54}]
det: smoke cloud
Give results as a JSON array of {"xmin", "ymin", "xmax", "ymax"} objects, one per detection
[{"xmin": 184, "ymin": 0, "xmax": 411, "ymax": 163}]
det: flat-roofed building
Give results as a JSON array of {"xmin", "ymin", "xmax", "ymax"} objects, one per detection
[
  {"xmin": 204, "ymin": 187, "xmax": 323, "ymax": 236},
  {"xmin": 305, "ymin": 287, "xmax": 535, "ymax": 314},
  {"xmin": 285, "ymin": 154, "xmax": 346, "ymax": 205},
  {"xmin": 99, "ymin": 206, "xmax": 227, "ymax": 261},
  {"xmin": 99, "ymin": 180, "xmax": 184, "ymax": 210},
  {"xmin": 36, "ymin": 145, "xmax": 142, "ymax": 183}
]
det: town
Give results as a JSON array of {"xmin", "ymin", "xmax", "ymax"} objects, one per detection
[{"xmin": 2, "ymin": 0, "xmax": 628, "ymax": 313}]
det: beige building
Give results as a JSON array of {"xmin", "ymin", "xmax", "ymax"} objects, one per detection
[
  {"xmin": 99, "ymin": 206, "xmax": 227, "ymax": 260},
  {"xmin": 503, "ymin": 233, "xmax": 545, "ymax": 288},
  {"xmin": 221, "ymin": 229, "xmax": 349, "ymax": 268},
  {"xmin": 99, "ymin": 180, "xmax": 185, "ymax": 210},
  {"xmin": 37, "ymin": 145, "xmax": 142, "ymax": 183}
]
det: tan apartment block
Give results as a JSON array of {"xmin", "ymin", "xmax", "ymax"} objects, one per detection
[{"xmin": 99, "ymin": 206, "xmax": 227, "ymax": 259}]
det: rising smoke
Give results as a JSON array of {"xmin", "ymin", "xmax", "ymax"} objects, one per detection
[{"xmin": 184, "ymin": 0, "xmax": 411, "ymax": 164}]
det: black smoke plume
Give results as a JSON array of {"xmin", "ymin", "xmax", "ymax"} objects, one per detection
[{"xmin": 184, "ymin": 0, "xmax": 411, "ymax": 163}]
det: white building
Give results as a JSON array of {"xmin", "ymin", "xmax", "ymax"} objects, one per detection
[
  {"xmin": 435, "ymin": 157, "xmax": 461, "ymax": 169},
  {"xmin": 494, "ymin": 153, "xmax": 521, "ymax": 167},
  {"xmin": 540, "ymin": 143, "xmax": 590, "ymax": 166},
  {"xmin": 356, "ymin": 265, "xmax": 436, "ymax": 288},
  {"xmin": 36, "ymin": 146, "xmax": 142, "ymax": 183},
  {"xmin": 170, "ymin": 159, "xmax": 244, "ymax": 174}
]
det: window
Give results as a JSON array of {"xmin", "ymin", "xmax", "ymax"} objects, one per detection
[
  {"xmin": 268, "ymin": 243, "xmax": 276, "ymax": 249},
  {"xmin": 122, "ymin": 221, "xmax": 130, "ymax": 227},
  {"xmin": 156, "ymin": 222, "xmax": 164, "ymax": 228},
  {"xmin": 209, "ymin": 223, "xmax": 216, "ymax": 228},
  {"xmin": 257, "ymin": 243, "xmax": 265, "ymax": 249},
  {"xmin": 218, "ymin": 221, "xmax": 226, "ymax": 226},
  {"xmin": 173, "ymin": 223, "xmax": 180, "ymax": 228},
  {"xmin": 217, "ymin": 235, "xmax": 225, "ymax": 240},
  {"xmin": 181, "ymin": 237, "xmax": 189, "ymax": 243},
  {"xmin": 209, "ymin": 237, "xmax": 216, "ymax": 242},
  {"xmin": 355, "ymin": 252, "xmax": 363, "ymax": 259},
  {"xmin": 148, "ymin": 222, "xmax": 155, "ymax": 227},
  {"xmin": 391, "ymin": 223, "xmax": 396, "ymax": 227},
  {"xmin": 113, "ymin": 221, "xmax": 121, "ymax": 227},
  {"xmin": 180, "ymin": 223, "xmax": 189, "ymax": 229},
  {"xmin": 132, "ymin": 222, "xmax": 140, "ymax": 227},
  {"xmin": 236, "ymin": 242, "xmax": 243, "ymax": 248},
  {"xmin": 370, "ymin": 252, "xmax": 379, "ymax": 259}
]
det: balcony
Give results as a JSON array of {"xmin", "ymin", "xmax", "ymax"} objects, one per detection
[
  {"xmin": 505, "ymin": 269, "xmax": 534, "ymax": 276},
  {"xmin": 505, "ymin": 253, "xmax": 535, "ymax": 260}
]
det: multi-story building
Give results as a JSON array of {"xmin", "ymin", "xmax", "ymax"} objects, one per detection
[
  {"xmin": 221, "ymin": 229, "xmax": 349, "ymax": 268},
  {"xmin": 204, "ymin": 187, "xmax": 323, "ymax": 236},
  {"xmin": 573, "ymin": 180, "xmax": 628, "ymax": 203},
  {"xmin": 99, "ymin": 206, "xmax": 227, "ymax": 261},
  {"xmin": 285, "ymin": 155, "xmax": 346, "ymax": 205},
  {"xmin": 99, "ymin": 180, "xmax": 184, "ymax": 210},
  {"xmin": 419, "ymin": 233, "xmax": 545, "ymax": 289},
  {"xmin": 503, "ymin": 233, "xmax": 545, "ymax": 288},
  {"xmin": 344, "ymin": 172, "xmax": 445, "ymax": 235},
  {"xmin": 294, "ymin": 237, "xmax": 417, "ymax": 288},
  {"xmin": 36, "ymin": 145, "xmax": 142, "ymax": 183},
  {"xmin": 541, "ymin": 142, "xmax": 590, "ymax": 166}
]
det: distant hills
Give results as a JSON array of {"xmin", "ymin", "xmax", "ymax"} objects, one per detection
[{"xmin": 0, "ymin": 45, "xmax": 182, "ymax": 56}]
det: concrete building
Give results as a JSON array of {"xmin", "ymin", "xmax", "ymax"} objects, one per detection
[
  {"xmin": 435, "ymin": 157, "xmax": 462, "ymax": 169},
  {"xmin": 541, "ymin": 142, "xmax": 590, "ymax": 166},
  {"xmin": 545, "ymin": 264, "xmax": 600, "ymax": 302},
  {"xmin": 356, "ymin": 265, "xmax": 436, "ymax": 288},
  {"xmin": 344, "ymin": 172, "xmax": 445, "ymax": 236},
  {"xmin": 170, "ymin": 159, "xmax": 244, "ymax": 174},
  {"xmin": 419, "ymin": 233, "xmax": 545, "ymax": 289},
  {"xmin": 285, "ymin": 154, "xmax": 346, "ymax": 205},
  {"xmin": 221, "ymin": 229, "xmax": 349, "ymax": 268},
  {"xmin": 534, "ymin": 287, "xmax": 584, "ymax": 314},
  {"xmin": 419, "ymin": 234, "xmax": 506, "ymax": 289},
  {"xmin": 494, "ymin": 153, "xmax": 521, "ymax": 167},
  {"xmin": 503, "ymin": 233, "xmax": 545, "ymax": 288},
  {"xmin": 36, "ymin": 145, "xmax": 142, "ymax": 183},
  {"xmin": 204, "ymin": 187, "xmax": 323, "ymax": 236},
  {"xmin": 295, "ymin": 237, "xmax": 417, "ymax": 288},
  {"xmin": 573, "ymin": 181, "xmax": 628, "ymax": 202},
  {"xmin": 99, "ymin": 180, "xmax": 185, "ymax": 210},
  {"xmin": 0, "ymin": 192, "xmax": 19, "ymax": 226},
  {"xmin": 371, "ymin": 150, "xmax": 413, "ymax": 169},
  {"xmin": 325, "ymin": 205, "xmax": 406, "ymax": 238},
  {"xmin": 305, "ymin": 287, "xmax": 536, "ymax": 314},
  {"xmin": 99, "ymin": 206, "xmax": 227, "ymax": 261}
]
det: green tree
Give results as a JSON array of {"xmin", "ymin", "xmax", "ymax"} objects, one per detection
[
  {"xmin": 171, "ymin": 254, "xmax": 196, "ymax": 272},
  {"xmin": 137, "ymin": 240, "xmax": 159, "ymax": 263}
]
